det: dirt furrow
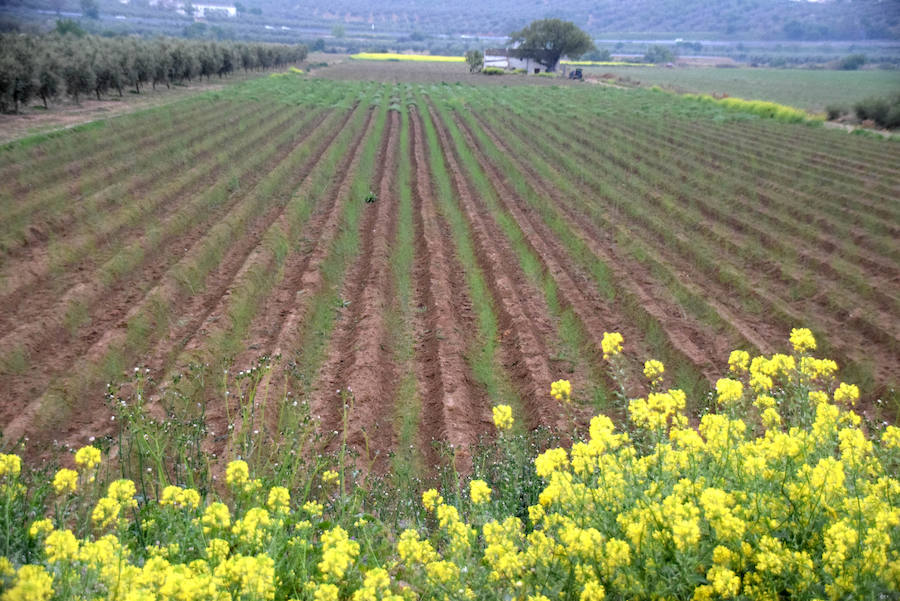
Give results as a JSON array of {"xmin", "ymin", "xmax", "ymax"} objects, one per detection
[
  {"xmin": 0, "ymin": 106, "xmax": 316, "ymax": 361},
  {"xmin": 0, "ymin": 99, "xmax": 214, "ymax": 203},
  {"xmin": 409, "ymin": 108, "xmax": 491, "ymax": 469},
  {"xmin": 427, "ymin": 104, "xmax": 559, "ymax": 430},
  {"xmin": 454, "ymin": 113, "xmax": 661, "ymax": 389},
  {"xmin": 311, "ymin": 110, "xmax": 401, "ymax": 465},
  {"xmin": 504, "ymin": 111, "xmax": 897, "ymax": 387},
  {"xmin": 528, "ymin": 114, "xmax": 900, "ymax": 376},
  {"xmin": 1, "ymin": 106, "xmax": 344, "ymax": 444},
  {"xmin": 0, "ymin": 103, "xmax": 290, "ymax": 326},
  {"xmin": 0, "ymin": 102, "xmax": 232, "ymax": 245},
  {"xmin": 477, "ymin": 111, "xmax": 741, "ymax": 378},
  {"xmin": 190, "ymin": 106, "xmax": 377, "ymax": 459}
]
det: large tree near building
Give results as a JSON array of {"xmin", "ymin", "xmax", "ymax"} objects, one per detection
[{"xmin": 508, "ymin": 19, "xmax": 594, "ymax": 72}]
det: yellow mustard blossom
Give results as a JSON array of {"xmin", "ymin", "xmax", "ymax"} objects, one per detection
[
  {"xmin": 422, "ymin": 489, "xmax": 443, "ymax": 512},
  {"xmin": 643, "ymin": 360, "xmax": 665, "ymax": 383},
  {"xmin": 352, "ymin": 567, "xmax": 393, "ymax": 601},
  {"xmin": 225, "ymin": 460, "xmax": 250, "ymax": 489},
  {"xmin": 833, "ymin": 382, "xmax": 859, "ymax": 406},
  {"xmin": 2, "ymin": 565, "xmax": 53, "ymax": 601},
  {"xmin": 882, "ymin": 426, "xmax": 900, "ymax": 450},
  {"xmin": 551, "ymin": 379, "xmax": 572, "ymax": 403},
  {"xmin": 580, "ymin": 580, "xmax": 605, "ymax": 601},
  {"xmin": 318, "ymin": 526, "xmax": 360, "ymax": 581},
  {"xmin": 314, "ymin": 584, "xmax": 340, "ymax": 601},
  {"xmin": 160, "ymin": 485, "xmax": 201, "ymax": 510},
  {"xmin": 535, "ymin": 448, "xmax": 569, "ymax": 479},
  {"xmin": 470, "ymin": 479, "xmax": 491, "ymax": 504},
  {"xmin": 214, "ymin": 553, "xmax": 275, "ymax": 601},
  {"xmin": 629, "ymin": 389, "xmax": 687, "ymax": 431},
  {"xmin": 44, "ymin": 529, "xmax": 79, "ymax": 563},
  {"xmin": 715, "ymin": 378, "xmax": 744, "ymax": 406},
  {"xmin": 0, "ymin": 454, "xmax": 21, "ymax": 479},
  {"xmin": 202, "ymin": 502, "xmax": 231, "ymax": 534},
  {"xmin": 232, "ymin": 507, "xmax": 272, "ymax": 548},
  {"xmin": 52, "ymin": 469, "xmax": 77, "ymax": 495},
  {"xmin": 492, "ymin": 405, "xmax": 514, "ymax": 431},
  {"xmin": 728, "ymin": 350, "xmax": 750, "ymax": 373},
  {"xmin": 206, "ymin": 538, "xmax": 230, "ymax": 563},
  {"xmin": 600, "ymin": 332, "xmax": 623, "ymax": 360},
  {"xmin": 706, "ymin": 565, "xmax": 740, "ymax": 597},
  {"xmin": 74, "ymin": 445, "xmax": 101, "ymax": 470},
  {"xmin": 92, "ymin": 498, "xmax": 121, "ymax": 529},
  {"xmin": 426, "ymin": 560, "xmax": 459, "ymax": 584},
  {"xmin": 789, "ymin": 327, "xmax": 816, "ymax": 353},
  {"xmin": 322, "ymin": 470, "xmax": 339, "ymax": 485},
  {"xmin": 28, "ymin": 519, "xmax": 53, "ymax": 539},
  {"xmin": 107, "ymin": 479, "xmax": 137, "ymax": 508},
  {"xmin": 761, "ymin": 407, "xmax": 781, "ymax": 429},
  {"xmin": 267, "ymin": 486, "xmax": 290, "ymax": 514},
  {"xmin": 303, "ymin": 501, "xmax": 323, "ymax": 518},
  {"xmin": 397, "ymin": 529, "xmax": 438, "ymax": 565}
]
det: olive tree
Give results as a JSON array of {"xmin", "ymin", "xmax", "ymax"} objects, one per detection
[{"xmin": 508, "ymin": 19, "xmax": 594, "ymax": 72}]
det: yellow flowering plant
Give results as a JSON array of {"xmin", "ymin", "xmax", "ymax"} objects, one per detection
[{"xmin": 0, "ymin": 331, "xmax": 895, "ymax": 601}]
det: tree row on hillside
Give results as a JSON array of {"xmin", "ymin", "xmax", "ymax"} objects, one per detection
[{"xmin": 0, "ymin": 32, "xmax": 307, "ymax": 112}]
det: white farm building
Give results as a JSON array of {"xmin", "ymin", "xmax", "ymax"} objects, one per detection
[{"xmin": 484, "ymin": 48, "xmax": 563, "ymax": 73}]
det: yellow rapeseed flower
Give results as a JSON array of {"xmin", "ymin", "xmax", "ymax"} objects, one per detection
[
  {"xmin": 44, "ymin": 529, "xmax": 79, "ymax": 563},
  {"xmin": 715, "ymin": 378, "xmax": 744, "ymax": 405},
  {"xmin": 28, "ymin": 519, "xmax": 53, "ymax": 539},
  {"xmin": 225, "ymin": 460, "xmax": 250, "ymax": 489},
  {"xmin": 52, "ymin": 468, "xmax": 77, "ymax": 495},
  {"xmin": 728, "ymin": 350, "xmax": 750, "ymax": 373},
  {"xmin": 322, "ymin": 470, "xmax": 339, "ymax": 485},
  {"xmin": 267, "ymin": 486, "xmax": 290, "ymax": 513},
  {"xmin": 0, "ymin": 454, "xmax": 21, "ymax": 479},
  {"xmin": 302, "ymin": 501, "xmax": 323, "ymax": 518},
  {"xmin": 469, "ymin": 479, "xmax": 491, "ymax": 504},
  {"xmin": 643, "ymin": 360, "xmax": 665, "ymax": 383},
  {"xmin": 160, "ymin": 485, "xmax": 201, "ymax": 510},
  {"xmin": 2, "ymin": 565, "xmax": 53, "ymax": 601},
  {"xmin": 422, "ymin": 489, "xmax": 443, "ymax": 512},
  {"xmin": 833, "ymin": 382, "xmax": 859, "ymax": 406},
  {"xmin": 107, "ymin": 480, "xmax": 137, "ymax": 508},
  {"xmin": 318, "ymin": 526, "xmax": 360, "ymax": 581},
  {"xmin": 600, "ymin": 332, "xmax": 623, "ymax": 360},
  {"xmin": 91, "ymin": 498, "xmax": 121, "ymax": 529},
  {"xmin": 202, "ymin": 502, "xmax": 231, "ymax": 534},
  {"xmin": 492, "ymin": 405, "xmax": 514, "ymax": 431},
  {"xmin": 790, "ymin": 328, "xmax": 817, "ymax": 353},
  {"xmin": 74, "ymin": 446, "xmax": 101, "ymax": 471},
  {"xmin": 550, "ymin": 379, "xmax": 572, "ymax": 403}
]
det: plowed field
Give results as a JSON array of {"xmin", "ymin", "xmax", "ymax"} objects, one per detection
[{"xmin": 1, "ymin": 75, "xmax": 898, "ymax": 466}]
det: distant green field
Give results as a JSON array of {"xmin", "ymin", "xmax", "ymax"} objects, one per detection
[{"xmin": 590, "ymin": 66, "xmax": 900, "ymax": 111}]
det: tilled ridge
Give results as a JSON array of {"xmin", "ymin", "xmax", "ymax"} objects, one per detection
[
  {"xmin": 198, "ymin": 105, "xmax": 379, "ymax": 460},
  {"xmin": 1, "ymin": 106, "xmax": 355, "ymax": 448},
  {"xmin": 409, "ymin": 108, "xmax": 490, "ymax": 471},
  {"xmin": 427, "ymin": 104, "xmax": 560, "ymax": 431},
  {"xmin": 313, "ymin": 110, "xmax": 402, "ymax": 466}
]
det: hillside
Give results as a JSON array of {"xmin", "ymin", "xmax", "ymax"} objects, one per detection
[{"xmin": 2, "ymin": 0, "xmax": 899, "ymax": 42}]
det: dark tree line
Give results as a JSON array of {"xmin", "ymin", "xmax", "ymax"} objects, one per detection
[{"xmin": 0, "ymin": 33, "xmax": 307, "ymax": 112}]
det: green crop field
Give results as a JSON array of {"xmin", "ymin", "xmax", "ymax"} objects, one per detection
[
  {"xmin": 0, "ymin": 69, "xmax": 898, "ymax": 601},
  {"xmin": 590, "ymin": 66, "xmax": 900, "ymax": 111}
]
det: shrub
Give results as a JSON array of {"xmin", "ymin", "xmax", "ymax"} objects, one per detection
[
  {"xmin": 836, "ymin": 53, "xmax": 866, "ymax": 70},
  {"xmin": 825, "ymin": 103, "xmax": 846, "ymax": 120},
  {"xmin": 482, "ymin": 67, "xmax": 505, "ymax": 75},
  {"xmin": 855, "ymin": 93, "xmax": 900, "ymax": 128}
]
